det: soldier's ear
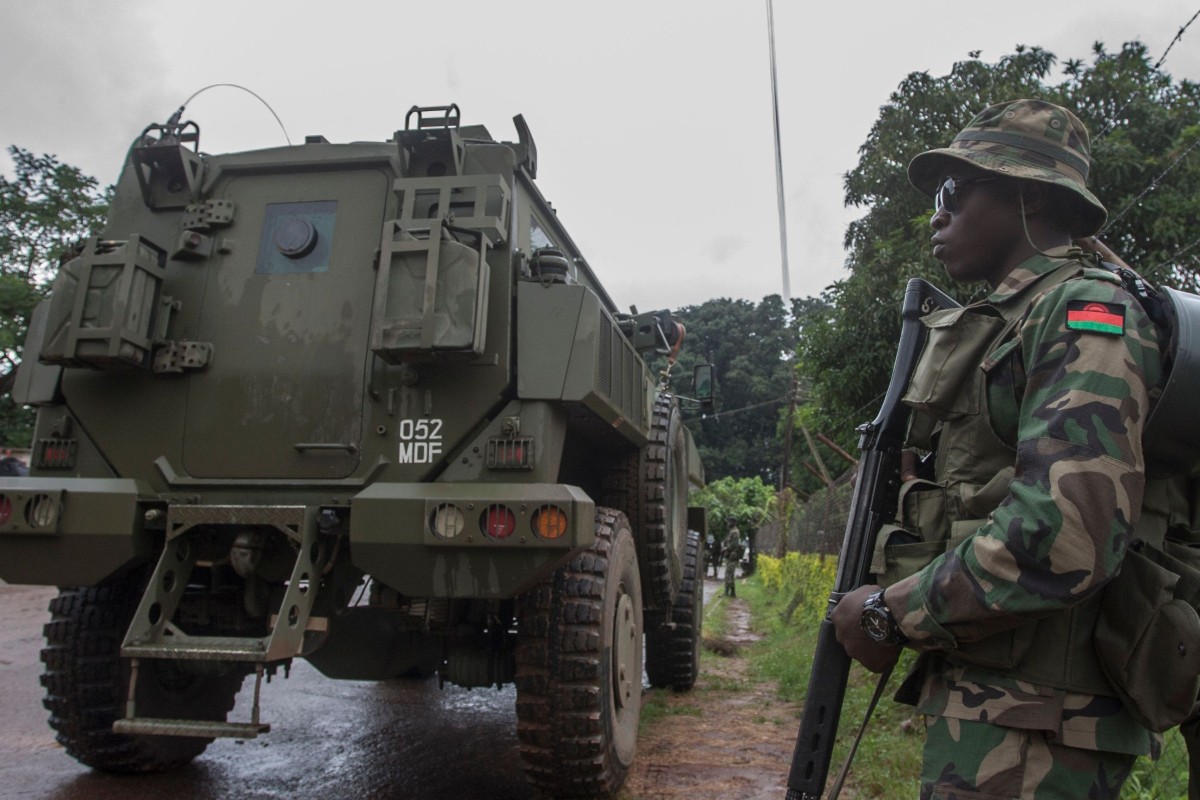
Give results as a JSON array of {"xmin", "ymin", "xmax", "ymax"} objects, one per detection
[{"xmin": 1018, "ymin": 181, "xmax": 1049, "ymax": 216}]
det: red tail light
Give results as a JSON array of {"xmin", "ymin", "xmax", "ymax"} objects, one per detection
[{"xmin": 481, "ymin": 504, "xmax": 516, "ymax": 539}]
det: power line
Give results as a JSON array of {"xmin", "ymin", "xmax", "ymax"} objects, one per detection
[
  {"xmin": 1096, "ymin": 8, "xmax": 1200, "ymax": 139},
  {"xmin": 1104, "ymin": 134, "xmax": 1200, "ymax": 231},
  {"xmin": 683, "ymin": 396, "xmax": 786, "ymax": 424},
  {"xmin": 1097, "ymin": 8, "xmax": 1200, "ymax": 234}
]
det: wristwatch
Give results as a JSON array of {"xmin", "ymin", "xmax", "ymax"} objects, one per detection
[{"xmin": 860, "ymin": 590, "xmax": 908, "ymax": 645}]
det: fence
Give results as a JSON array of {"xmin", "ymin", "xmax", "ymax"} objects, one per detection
[{"xmin": 754, "ymin": 469, "xmax": 854, "ymax": 558}]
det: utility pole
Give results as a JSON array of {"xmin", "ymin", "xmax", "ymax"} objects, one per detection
[
  {"xmin": 777, "ymin": 372, "xmax": 798, "ymax": 558},
  {"xmin": 780, "ymin": 372, "xmax": 796, "ymax": 493},
  {"xmin": 768, "ymin": 0, "xmax": 796, "ymax": 558},
  {"xmin": 766, "ymin": 0, "xmax": 791, "ymax": 301}
]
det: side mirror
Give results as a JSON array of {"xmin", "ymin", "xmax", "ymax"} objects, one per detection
[{"xmin": 693, "ymin": 364, "xmax": 714, "ymax": 408}]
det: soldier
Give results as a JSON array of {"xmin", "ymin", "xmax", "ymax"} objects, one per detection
[
  {"xmin": 830, "ymin": 99, "xmax": 1171, "ymax": 798},
  {"xmin": 722, "ymin": 524, "xmax": 742, "ymax": 597},
  {"xmin": 706, "ymin": 533, "xmax": 720, "ymax": 579}
]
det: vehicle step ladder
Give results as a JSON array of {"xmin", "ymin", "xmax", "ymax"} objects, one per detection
[{"xmin": 115, "ymin": 505, "xmax": 327, "ymax": 739}]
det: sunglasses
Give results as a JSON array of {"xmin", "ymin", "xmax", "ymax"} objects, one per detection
[{"xmin": 934, "ymin": 176, "xmax": 996, "ymax": 214}]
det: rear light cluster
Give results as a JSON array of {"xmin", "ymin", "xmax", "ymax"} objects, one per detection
[
  {"xmin": 486, "ymin": 437, "xmax": 534, "ymax": 469},
  {"xmin": 0, "ymin": 491, "xmax": 60, "ymax": 531},
  {"xmin": 429, "ymin": 502, "xmax": 569, "ymax": 542},
  {"xmin": 34, "ymin": 439, "xmax": 77, "ymax": 469}
]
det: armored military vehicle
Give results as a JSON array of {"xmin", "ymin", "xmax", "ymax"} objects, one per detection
[{"xmin": 1, "ymin": 103, "xmax": 710, "ymax": 798}]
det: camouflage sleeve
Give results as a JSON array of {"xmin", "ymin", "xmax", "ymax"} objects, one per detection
[{"xmin": 886, "ymin": 277, "xmax": 1162, "ymax": 648}]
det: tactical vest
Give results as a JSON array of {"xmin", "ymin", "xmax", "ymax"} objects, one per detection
[{"xmin": 875, "ymin": 259, "xmax": 1126, "ymax": 696}]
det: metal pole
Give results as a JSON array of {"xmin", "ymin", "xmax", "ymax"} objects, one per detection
[{"xmin": 766, "ymin": 0, "xmax": 791, "ymax": 301}]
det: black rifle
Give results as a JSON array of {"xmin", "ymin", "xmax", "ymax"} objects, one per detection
[{"xmin": 785, "ymin": 278, "xmax": 959, "ymax": 800}]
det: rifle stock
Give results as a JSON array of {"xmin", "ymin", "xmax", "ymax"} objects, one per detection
[{"xmin": 784, "ymin": 278, "xmax": 959, "ymax": 800}]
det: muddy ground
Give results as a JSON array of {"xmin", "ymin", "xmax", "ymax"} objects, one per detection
[{"xmin": 620, "ymin": 582, "xmax": 800, "ymax": 800}]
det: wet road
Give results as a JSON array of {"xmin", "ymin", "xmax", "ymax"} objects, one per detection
[
  {"xmin": 1, "ymin": 576, "xmax": 728, "ymax": 799},
  {"xmin": 1, "ymin": 584, "xmax": 529, "ymax": 800}
]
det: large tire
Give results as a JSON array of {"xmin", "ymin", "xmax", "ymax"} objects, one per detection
[
  {"xmin": 40, "ymin": 576, "xmax": 246, "ymax": 772},
  {"xmin": 642, "ymin": 395, "xmax": 690, "ymax": 609},
  {"xmin": 603, "ymin": 394, "xmax": 689, "ymax": 611},
  {"xmin": 516, "ymin": 508, "xmax": 643, "ymax": 798},
  {"xmin": 645, "ymin": 529, "xmax": 704, "ymax": 691}
]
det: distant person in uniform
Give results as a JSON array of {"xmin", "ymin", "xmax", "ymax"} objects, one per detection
[
  {"xmin": 706, "ymin": 533, "xmax": 720, "ymax": 579},
  {"xmin": 722, "ymin": 525, "xmax": 743, "ymax": 598}
]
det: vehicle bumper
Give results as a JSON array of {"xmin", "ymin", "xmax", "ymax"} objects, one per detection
[
  {"xmin": 0, "ymin": 477, "xmax": 595, "ymax": 597},
  {"xmin": 350, "ymin": 482, "xmax": 595, "ymax": 597},
  {"xmin": 0, "ymin": 477, "xmax": 149, "ymax": 586}
]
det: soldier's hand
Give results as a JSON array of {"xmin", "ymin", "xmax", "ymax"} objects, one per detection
[{"xmin": 831, "ymin": 584, "xmax": 902, "ymax": 674}]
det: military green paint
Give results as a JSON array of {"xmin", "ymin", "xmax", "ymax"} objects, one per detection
[{"xmin": 0, "ymin": 478, "xmax": 148, "ymax": 585}]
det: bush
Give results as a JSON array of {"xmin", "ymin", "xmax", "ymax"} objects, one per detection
[{"xmin": 757, "ymin": 552, "xmax": 837, "ymax": 624}]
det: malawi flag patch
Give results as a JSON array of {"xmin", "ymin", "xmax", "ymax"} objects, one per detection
[{"xmin": 1066, "ymin": 300, "xmax": 1125, "ymax": 335}]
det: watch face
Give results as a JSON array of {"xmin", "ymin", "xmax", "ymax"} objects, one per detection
[{"xmin": 861, "ymin": 607, "xmax": 892, "ymax": 642}]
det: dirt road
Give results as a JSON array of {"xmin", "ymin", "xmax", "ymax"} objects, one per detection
[{"xmin": 620, "ymin": 580, "xmax": 799, "ymax": 800}]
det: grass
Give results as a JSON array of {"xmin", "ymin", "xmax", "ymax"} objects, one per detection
[
  {"xmin": 638, "ymin": 610, "xmax": 736, "ymax": 732},
  {"xmin": 738, "ymin": 574, "xmax": 925, "ymax": 796},
  {"xmin": 702, "ymin": 592, "xmax": 730, "ymax": 638},
  {"xmin": 639, "ymin": 691, "xmax": 704, "ymax": 725}
]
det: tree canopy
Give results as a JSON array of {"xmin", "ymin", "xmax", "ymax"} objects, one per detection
[
  {"xmin": 689, "ymin": 474, "xmax": 774, "ymax": 541},
  {"xmin": 669, "ymin": 295, "xmax": 829, "ymax": 485},
  {"xmin": 798, "ymin": 42, "xmax": 1200, "ymax": 446},
  {"xmin": 0, "ymin": 147, "xmax": 110, "ymax": 445}
]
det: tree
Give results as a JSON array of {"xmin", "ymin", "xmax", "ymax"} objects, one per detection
[
  {"xmin": 798, "ymin": 42, "xmax": 1200, "ymax": 446},
  {"xmin": 691, "ymin": 475, "xmax": 775, "ymax": 577},
  {"xmin": 691, "ymin": 475, "xmax": 774, "ymax": 535},
  {"xmin": 0, "ymin": 147, "xmax": 110, "ymax": 446},
  {"xmin": 669, "ymin": 295, "xmax": 826, "ymax": 484}
]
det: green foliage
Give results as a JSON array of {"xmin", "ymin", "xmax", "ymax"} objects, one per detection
[
  {"xmin": 691, "ymin": 475, "xmax": 774, "ymax": 540},
  {"xmin": 0, "ymin": 146, "xmax": 110, "ymax": 445},
  {"xmin": 740, "ymin": 573, "xmax": 926, "ymax": 795},
  {"xmin": 756, "ymin": 552, "xmax": 836, "ymax": 624},
  {"xmin": 799, "ymin": 42, "xmax": 1200, "ymax": 445},
  {"xmin": 669, "ymin": 295, "xmax": 827, "ymax": 484},
  {"xmin": 1121, "ymin": 727, "xmax": 1190, "ymax": 800}
]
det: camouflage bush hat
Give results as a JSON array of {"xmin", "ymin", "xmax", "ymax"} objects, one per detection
[{"xmin": 907, "ymin": 98, "xmax": 1107, "ymax": 236}]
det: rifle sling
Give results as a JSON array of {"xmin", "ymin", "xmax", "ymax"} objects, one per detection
[{"xmin": 827, "ymin": 663, "xmax": 894, "ymax": 800}]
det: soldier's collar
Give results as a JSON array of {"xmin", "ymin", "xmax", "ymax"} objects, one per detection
[{"xmin": 986, "ymin": 247, "xmax": 1085, "ymax": 305}]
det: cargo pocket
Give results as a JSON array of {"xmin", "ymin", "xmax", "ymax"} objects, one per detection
[
  {"xmin": 871, "ymin": 480, "xmax": 951, "ymax": 587},
  {"xmin": 904, "ymin": 308, "xmax": 1007, "ymax": 421},
  {"xmin": 1095, "ymin": 541, "xmax": 1200, "ymax": 731},
  {"xmin": 872, "ymin": 528, "xmax": 945, "ymax": 589}
]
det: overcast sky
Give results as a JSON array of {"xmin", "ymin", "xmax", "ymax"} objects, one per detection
[{"xmin": 3, "ymin": 1, "xmax": 1199, "ymax": 313}]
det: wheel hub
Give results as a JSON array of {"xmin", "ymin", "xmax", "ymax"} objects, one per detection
[{"xmin": 613, "ymin": 593, "xmax": 636, "ymax": 709}]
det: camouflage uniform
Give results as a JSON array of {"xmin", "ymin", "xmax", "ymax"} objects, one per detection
[
  {"xmin": 723, "ymin": 527, "xmax": 742, "ymax": 597},
  {"xmin": 880, "ymin": 100, "xmax": 1167, "ymax": 797}
]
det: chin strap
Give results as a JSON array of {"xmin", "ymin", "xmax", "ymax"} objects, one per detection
[{"xmin": 1018, "ymin": 192, "xmax": 1071, "ymax": 259}]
